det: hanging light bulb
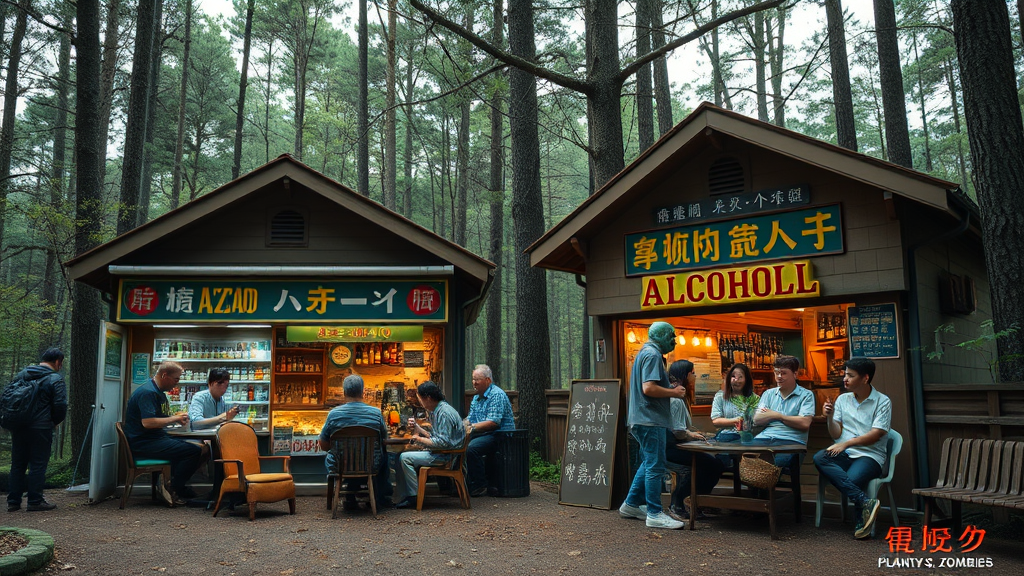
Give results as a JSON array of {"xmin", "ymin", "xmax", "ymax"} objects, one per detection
[
  {"xmin": 627, "ymin": 330, "xmax": 637, "ymax": 343},
  {"xmin": 677, "ymin": 335, "xmax": 686, "ymax": 346},
  {"xmin": 692, "ymin": 334, "xmax": 701, "ymax": 347},
  {"xmin": 705, "ymin": 334, "xmax": 713, "ymax": 347}
]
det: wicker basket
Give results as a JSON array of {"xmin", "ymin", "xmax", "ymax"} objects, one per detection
[{"xmin": 739, "ymin": 453, "xmax": 781, "ymax": 489}]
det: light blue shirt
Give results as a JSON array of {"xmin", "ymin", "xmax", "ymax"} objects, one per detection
[
  {"xmin": 188, "ymin": 389, "xmax": 224, "ymax": 431},
  {"xmin": 754, "ymin": 385, "xmax": 815, "ymax": 445},
  {"xmin": 467, "ymin": 383, "xmax": 515, "ymax": 432},
  {"xmin": 319, "ymin": 401, "xmax": 389, "ymax": 473},
  {"xmin": 428, "ymin": 400, "xmax": 466, "ymax": 451},
  {"xmin": 833, "ymin": 387, "xmax": 892, "ymax": 467},
  {"xmin": 627, "ymin": 342, "xmax": 671, "ymax": 428}
]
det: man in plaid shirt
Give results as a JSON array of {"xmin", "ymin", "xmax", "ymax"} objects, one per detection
[{"xmin": 465, "ymin": 364, "xmax": 515, "ymax": 497}]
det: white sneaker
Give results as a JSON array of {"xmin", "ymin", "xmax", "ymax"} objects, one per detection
[
  {"xmin": 646, "ymin": 511, "xmax": 685, "ymax": 529},
  {"xmin": 618, "ymin": 502, "xmax": 648, "ymax": 520}
]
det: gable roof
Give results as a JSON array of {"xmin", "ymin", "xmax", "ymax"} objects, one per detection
[
  {"xmin": 68, "ymin": 155, "xmax": 495, "ymax": 318},
  {"xmin": 528, "ymin": 102, "xmax": 961, "ymax": 274}
]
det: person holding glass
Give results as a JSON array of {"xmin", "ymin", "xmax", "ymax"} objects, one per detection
[{"xmin": 710, "ymin": 363, "xmax": 760, "ymax": 432}]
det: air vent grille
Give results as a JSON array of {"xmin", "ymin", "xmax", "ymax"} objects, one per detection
[
  {"xmin": 708, "ymin": 157, "xmax": 745, "ymax": 195},
  {"xmin": 269, "ymin": 210, "xmax": 307, "ymax": 246}
]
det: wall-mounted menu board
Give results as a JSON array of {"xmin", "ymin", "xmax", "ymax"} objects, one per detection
[
  {"xmin": 559, "ymin": 379, "xmax": 621, "ymax": 510},
  {"xmin": 848, "ymin": 303, "xmax": 900, "ymax": 359}
]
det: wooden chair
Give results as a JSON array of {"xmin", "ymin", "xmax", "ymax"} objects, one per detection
[
  {"xmin": 213, "ymin": 422, "xmax": 296, "ymax": 521},
  {"xmin": 416, "ymin": 427, "xmax": 472, "ymax": 511},
  {"xmin": 115, "ymin": 422, "xmax": 173, "ymax": 509},
  {"xmin": 326, "ymin": 426, "xmax": 381, "ymax": 518}
]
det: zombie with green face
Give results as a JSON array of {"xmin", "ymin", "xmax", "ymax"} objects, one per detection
[{"xmin": 620, "ymin": 321, "xmax": 688, "ymax": 529}]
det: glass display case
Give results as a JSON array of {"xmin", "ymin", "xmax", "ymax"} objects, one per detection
[{"xmin": 272, "ymin": 410, "xmax": 329, "ymax": 455}]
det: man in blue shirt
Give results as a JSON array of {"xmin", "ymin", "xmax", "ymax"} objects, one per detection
[
  {"xmin": 188, "ymin": 368, "xmax": 239, "ymax": 430},
  {"xmin": 124, "ymin": 362, "xmax": 207, "ymax": 505},
  {"xmin": 318, "ymin": 375, "xmax": 392, "ymax": 510},
  {"xmin": 753, "ymin": 355, "xmax": 816, "ymax": 471},
  {"xmin": 465, "ymin": 364, "xmax": 515, "ymax": 497},
  {"xmin": 396, "ymin": 381, "xmax": 466, "ymax": 509}
]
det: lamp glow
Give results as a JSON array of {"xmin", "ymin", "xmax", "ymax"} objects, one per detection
[
  {"xmin": 677, "ymin": 335, "xmax": 685, "ymax": 346},
  {"xmin": 691, "ymin": 335, "xmax": 700, "ymax": 347},
  {"xmin": 627, "ymin": 330, "xmax": 637, "ymax": 343},
  {"xmin": 705, "ymin": 335, "xmax": 713, "ymax": 347}
]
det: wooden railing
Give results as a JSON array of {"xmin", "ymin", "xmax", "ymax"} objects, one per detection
[{"xmin": 544, "ymin": 389, "xmax": 570, "ymax": 464}]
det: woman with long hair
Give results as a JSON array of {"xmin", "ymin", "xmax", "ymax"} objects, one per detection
[{"xmin": 710, "ymin": 363, "xmax": 760, "ymax": 430}]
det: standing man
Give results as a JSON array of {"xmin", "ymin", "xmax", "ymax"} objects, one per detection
[
  {"xmin": 814, "ymin": 357, "xmax": 891, "ymax": 539},
  {"xmin": 464, "ymin": 364, "xmax": 515, "ymax": 497},
  {"xmin": 124, "ymin": 361, "xmax": 208, "ymax": 505},
  {"xmin": 318, "ymin": 375, "xmax": 392, "ymax": 510},
  {"xmin": 189, "ymin": 368, "xmax": 239, "ymax": 430},
  {"xmin": 753, "ymin": 355, "xmax": 816, "ymax": 471},
  {"xmin": 6, "ymin": 348, "xmax": 67, "ymax": 512},
  {"xmin": 619, "ymin": 321, "xmax": 687, "ymax": 529},
  {"xmin": 396, "ymin": 381, "xmax": 466, "ymax": 509}
]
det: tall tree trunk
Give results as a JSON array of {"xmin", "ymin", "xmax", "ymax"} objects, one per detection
[
  {"xmin": 232, "ymin": 0, "xmax": 255, "ymax": 180},
  {"xmin": 292, "ymin": 15, "xmax": 308, "ymax": 160},
  {"xmin": 768, "ymin": 7, "xmax": 786, "ymax": 127},
  {"xmin": 0, "ymin": 0, "xmax": 29, "ymax": 256},
  {"xmin": 486, "ymin": 0, "xmax": 505, "ymax": 386},
  {"xmin": 951, "ymin": 0, "xmax": 1024, "ymax": 381},
  {"xmin": 944, "ymin": 55, "xmax": 968, "ymax": 189},
  {"xmin": 170, "ymin": 0, "xmax": 193, "ymax": 210},
  {"xmin": 403, "ymin": 42, "xmax": 415, "ymax": 218},
  {"xmin": 650, "ymin": 1, "xmax": 672, "ymax": 134},
  {"xmin": 509, "ymin": 0, "xmax": 551, "ymax": 453},
  {"xmin": 383, "ymin": 0, "xmax": 398, "ymax": 210},
  {"xmin": 874, "ymin": 0, "xmax": 912, "ymax": 168},
  {"xmin": 71, "ymin": 0, "xmax": 106, "ymax": 481},
  {"xmin": 585, "ymin": 0, "xmax": 626, "ymax": 189},
  {"xmin": 636, "ymin": 0, "xmax": 654, "ymax": 152},
  {"xmin": 911, "ymin": 33, "xmax": 932, "ymax": 172},
  {"xmin": 357, "ymin": 0, "xmax": 369, "ymax": 196},
  {"xmin": 454, "ymin": 10, "xmax": 473, "ymax": 246},
  {"xmin": 754, "ymin": 10, "xmax": 769, "ymax": 122},
  {"xmin": 97, "ymin": 0, "xmax": 122, "ymax": 185},
  {"xmin": 117, "ymin": 0, "xmax": 158, "ymax": 236},
  {"xmin": 826, "ymin": 0, "xmax": 857, "ymax": 151},
  {"xmin": 139, "ymin": 0, "xmax": 164, "ymax": 226}
]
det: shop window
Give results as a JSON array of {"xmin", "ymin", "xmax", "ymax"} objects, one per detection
[
  {"xmin": 267, "ymin": 209, "xmax": 308, "ymax": 247},
  {"xmin": 708, "ymin": 156, "xmax": 745, "ymax": 196}
]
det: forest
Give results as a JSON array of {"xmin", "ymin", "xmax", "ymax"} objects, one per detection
[{"xmin": 1, "ymin": 0, "xmax": 1023, "ymax": 465}]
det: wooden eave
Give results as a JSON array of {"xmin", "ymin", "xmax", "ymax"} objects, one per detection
[
  {"xmin": 67, "ymin": 156, "xmax": 495, "ymax": 295},
  {"xmin": 528, "ymin": 102, "xmax": 959, "ymax": 275}
]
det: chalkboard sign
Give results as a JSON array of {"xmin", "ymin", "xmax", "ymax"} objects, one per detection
[
  {"xmin": 403, "ymin": 350, "xmax": 425, "ymax": 367},
  {"xmin": 848, "ymin": 303, "xmax": 900, "ymax": 359},
  {"xmin": 559, "ymin": 379, "xmax": 621, "ymax": 509}
]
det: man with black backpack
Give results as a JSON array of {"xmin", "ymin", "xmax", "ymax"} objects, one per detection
[{"xmin": 3, "ymin": 348, "xmax": 67, "ymax": 512}]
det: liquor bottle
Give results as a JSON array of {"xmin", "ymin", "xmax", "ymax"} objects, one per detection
[
  {"xmin": 839, "ymin": 314, "xmax": 847, "ymax": 337},
  {"xmin": 383, "ymin": 344, "xmax": 391, "ymax": 365},
  {"xmin": 818, "ymin": 316, "xmax": 826, "ymax": 340},
  {"xmin": 827, "ymin": 316, "xmax": 836, "ymax": 339},
  {"xmin": 374, "ymin": 343, "xmax": 381, "ymax": 365},
  {"xmin": 248, "ymin": 384, "xmax": 255, "ymax": 401}
]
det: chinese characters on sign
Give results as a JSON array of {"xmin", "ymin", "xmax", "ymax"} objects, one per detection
[
  {"xmin": 847, "ymin": 303, "xmax": 900, "ymax": 359},
  {"xmin": 651, "ymin": 184, "xmax": 811, "ymax": 227},
  {"xmin": 286, "ymin": 325, "xmax": 425, "ymax": 343},
  {"xmin": 117, "ymin": 280, "xmax": 447, "ymax": 322},
  {"xmin": 625, "ymin": 204, "xmax": 843, "ymax": 277},
  {"xmin": 559, "ymin": 380, "xmax": 621, "ymax": 509},
  {"xmin": 878, "ymin": 525, "xmax": 991, "ymax": 569},
  {"xmin": 639, "ymin": 260, "xmax": 819, "ymax": 310}
]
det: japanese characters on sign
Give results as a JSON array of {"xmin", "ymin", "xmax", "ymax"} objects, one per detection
[
  {"xmin": 847, "ymin": 303, "xmax": 900, "ymax": 359},
  {"xmin": 117, "ymin": 279, "xmax": 447, "ymax": 323},
  {"xmin": 651, "ymin": 184, "xmax": 811, "ymax": 227},
  {"xmin": 625, "ymin": 203, "xmax": 843, "ymax": 277},
  {"xmin": 286, "ymin": 325, "xmax": 425, "ymax": 343},
  {"xmin": 639, "ymin": 260, "xmax": 820, "ymax": 311},
  {"xmin": 559, "ymin": 380, "xmax": 620, "ymax": 510},
  {"xmin": 879, "ymin": 525, "xmax": 992, "ymax": 569}
]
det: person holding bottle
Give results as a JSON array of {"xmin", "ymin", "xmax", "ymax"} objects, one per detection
[{"xmin": 189, "ymin": 368, "xmax": 240, "ymax": 431}]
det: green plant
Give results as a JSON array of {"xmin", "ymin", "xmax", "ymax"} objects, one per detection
[
  {"xmin": 528, "ymin": 450, "xmax": 561, "ymax": 484},
  {"xmin": 927, "ymin": 320, "xmax": 1022, "ymax": 383}
]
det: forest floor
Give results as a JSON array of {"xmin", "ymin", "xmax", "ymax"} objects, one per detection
[{"xmin": 3, "ymin": 483, "xmax": 1022, "ymax": 575}]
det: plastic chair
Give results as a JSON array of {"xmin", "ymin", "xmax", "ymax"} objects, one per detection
[
  {"xmin": 416, "ymin": 426, "xmax": 472, "ymax": 511},
  {"xmin": 213, "ymin": 422, "xmax": 296, "ymax": 521},
  {"xmin": 816, "ymin": 429, "xmax": 903, "ymax": 536},
  {"xmin": 326, "ymin": 425, "xmax": 381, "ymax": 517},
  {"xmin": 115, "ymin": 422, "xmax": 173, "ymax": 509}
]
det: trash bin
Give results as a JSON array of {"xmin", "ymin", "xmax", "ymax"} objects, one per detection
[{"xmin": 489, "ymin": 429, "xmax": 530, "ymax": 497}]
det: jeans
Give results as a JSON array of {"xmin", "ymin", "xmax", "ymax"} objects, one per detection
[
  {"xmin": 131, "ymin": 436, "xmax": 203, "ymax": 493},
  {"xmin": 466, "ymin": 432, "xmax": 500, "ymax": 493},
  {"xmin": 813, "ymin": 449, "xmax": 882, "ymax": 508},
  {"xmin": 625, "ymin": 425, "xmax": 666, "ymax": 515},
  {"xmin": 397, "ymin": 450, "xmax": 447, "ymax": 502},
  {"xmin": 7, "ymin": 428, "xmax": 54, "ymax": 506}
]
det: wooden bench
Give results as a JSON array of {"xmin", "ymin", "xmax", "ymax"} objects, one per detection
[{"xmin": 912, "ymin": 438, "xmax": 1024, "ymax": 533}]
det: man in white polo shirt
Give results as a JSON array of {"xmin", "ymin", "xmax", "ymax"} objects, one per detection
[
  {"xmin": 753, "ymin": 355, "xmax": 816, "ymax": 474},
  {"xmin": 813, "ymin": 356, "xmax": 891, "ymax": 540}
]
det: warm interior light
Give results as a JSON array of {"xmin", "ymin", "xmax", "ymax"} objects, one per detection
[
  {"xmin": 677, "ymin": 335, "xmax": 685, "ymax": 346},
  {"xmin": 705, "ymin": 335, "xmax": 713, "ymax": 347},
  {"xmin": 692, "ymin": 335, "xmax": 701, "ymax": 347},
  {"xmin": 792, "ymin": 308, "xmax": 805, "ymax": 312},
  {"xmin": 627, "ymin": 330, "xmax": 637, "ymax": 343}
]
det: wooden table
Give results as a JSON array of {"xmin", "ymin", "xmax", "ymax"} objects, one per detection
[{"xmin": 677, "ymin": 440, "xmax": 807, "ymax": 539}]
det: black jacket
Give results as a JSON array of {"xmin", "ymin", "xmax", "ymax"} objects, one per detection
[{"xmin": 15, "ymin": 365, "xmax": 68, "ymax": 429}]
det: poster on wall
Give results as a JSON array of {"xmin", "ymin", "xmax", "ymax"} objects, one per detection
[
  {"xmin": 131, "ymin": 353, "xmax": 150, "ymax": 388},
  {"xmin": 104, "ymin": 329, "xmax": 123, "ymax": 379},
  {"xmin": 847, "ymin": 303, "xmax": 900, "ymax": 359}
]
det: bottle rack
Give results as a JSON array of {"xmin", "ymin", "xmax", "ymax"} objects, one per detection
[{"xmin": 273, "ymin": 328, "xmax": 326, "ymax": 409}]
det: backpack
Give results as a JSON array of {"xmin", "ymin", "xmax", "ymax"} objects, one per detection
[{"xmin": 0, "ymin": 374, "xmax": 41, "ymax": 430}]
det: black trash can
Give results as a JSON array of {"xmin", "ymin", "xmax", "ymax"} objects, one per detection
[{"xmin": 489, "ymin": 429, "xmax": 530, "ymax": 497}]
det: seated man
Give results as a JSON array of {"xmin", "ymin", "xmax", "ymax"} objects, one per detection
[
  {"xmin": 188, "ymin": 368, "xmax": 239, "ymax": 430},
  {"xmin": 752, "ymin": 355, "xmax": 815, "ymax": 473},
  {"xmin": 318, "ymin": 375, "xmax": 392, "ymax": 509},
  {"xmin": 396, "ymin": 381, "xmax": 466, "ymax": 509},
  {"xmin": 124, "ymin": 361, "xmax": 208, "ymax": 505},
  {"xmin": 814, "ymin": 356, "xmax": 891, "ymax": 540},
  {"xmin": 464, "ymin": 364, "xmax": 515, "ymax": 497}
]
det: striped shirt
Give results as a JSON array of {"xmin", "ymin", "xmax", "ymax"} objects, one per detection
[{"xmin": 428, "ymin": 400, "xmax": 466, "ymax": 452}]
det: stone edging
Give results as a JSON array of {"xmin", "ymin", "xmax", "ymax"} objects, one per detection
[{"xmin": 0, "ymin": 527, "xmax": 54, "ymax": 575}]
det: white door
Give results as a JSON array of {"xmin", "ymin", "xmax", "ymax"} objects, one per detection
[{"xmin": 88, "ymin": 322, "xmax": 127, "ymax": 503}]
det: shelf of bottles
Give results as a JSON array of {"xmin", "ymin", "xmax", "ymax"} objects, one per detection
[
  {"xmin": 352, "ymin": 342, "xmax": 404, "ymax": 367},
  {"xmin": 816, "ymin": 311, "xmax": 848, "ymax": 343},
  {"xmin": 716, "ymin": 331, "xmax": 784, "ymax": 370},
  {"xmin": 154, "ymin": 338, "xmax": 272, "ymax": 362},
  {"xmin": 273, "ymin": 332, "xmax": 326, "ymax": 409}
]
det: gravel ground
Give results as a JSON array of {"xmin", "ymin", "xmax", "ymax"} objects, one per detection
[{"xmin": 2, "ymin": 484, "xmax": 1021, "ymax": 576}]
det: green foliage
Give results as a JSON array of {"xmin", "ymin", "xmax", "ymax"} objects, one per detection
[
  {"xmin": 926, "ymin": 320, "xmax": 1022, "ymax": 383},
  {"xmin": 529, "ymin": 450, "xmax": 561, "ymax": 484}
]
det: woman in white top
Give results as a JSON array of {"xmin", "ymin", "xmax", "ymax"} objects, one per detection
[{"xmin": 710, "ymin": 363, "xmax": 760, "ymax": 430}]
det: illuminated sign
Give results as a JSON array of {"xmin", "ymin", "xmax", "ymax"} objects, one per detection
[
  {"xmin": 625, "ymin": 204, "xmax": 843, "ymax": 276},
  {"xmin": 639, "ymin": 260, "xmax": 819, "ymax": 310},
  {"xmin": 287, "ymin": 325, "xmax": 424, "ymax": 342}
]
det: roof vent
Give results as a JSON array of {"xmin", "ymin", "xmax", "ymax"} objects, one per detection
[
  {"xmin": 268, "ymin": 209, "xmax": 307, "ymax": 247},
  {"xmin": 708, "ymin": 156, "xmax": 745, "ymax": 195}
]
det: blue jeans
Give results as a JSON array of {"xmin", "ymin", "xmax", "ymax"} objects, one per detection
[
  {"xmin": 7, "ymin": 428, "xmax": 53, "ymax": 506},
  {"xmin": 466, "ymin": 432, "xmax": 500, "ymax": 492},
  {"xmin": 131, "ymin": 436, "xmax": 203, "ymax": 493},
  {"xmin": 397, "ymin": 450, "xmax": 447, "ymax": 502},
  {"xmin": 813, "ymin": 449, "xmax": 882, "ymax": 508},
  {"xmin": 625, "ymin": 425, "xmax": 666, "ymax": 515}
]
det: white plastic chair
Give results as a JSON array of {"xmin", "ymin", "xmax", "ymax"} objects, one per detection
[{"xmin": 815, "ymin": 429, "xmax": 902, "ymax": 536}]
